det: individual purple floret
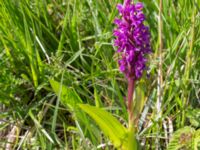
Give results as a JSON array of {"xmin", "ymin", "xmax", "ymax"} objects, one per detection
[{"xmin": 113, "ymin": 0, "xmax": 151, "ymax": 80}]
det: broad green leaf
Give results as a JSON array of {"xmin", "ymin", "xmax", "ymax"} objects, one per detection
[
  {"xmin": 127, "ymin": 128, "xmax": 139, "ymax": 150},
  {"xmin": 133, "ymin": 86, "xmax": 146, "ymax": 116},
  {"xmin": 50, "ymin": 79, "xmax": 82, "ymax": 110},
  {"xmin": 79, "ymin": 104, "xmax": 128, "ymax": 149},
  {"xmin": 50, "ymin": 80, "xmax": 101, "ymax": 145}
]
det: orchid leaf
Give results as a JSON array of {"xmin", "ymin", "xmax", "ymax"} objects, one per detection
[
  {"xmin": 50, "ymin": 79, "xmax": 82, "ymax": 110},
  {"xmin": 79, "ymin": 104, "xmax": 128, "ymax": 149}
]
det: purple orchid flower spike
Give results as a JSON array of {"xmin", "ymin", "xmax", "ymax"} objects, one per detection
[
  {"xmin": 114, "ymin": 0, "xmax": 151, "ymax": 80},
  {"xmin": 113, "ymin": 0, "xmax": 151, "ymax": 125}
]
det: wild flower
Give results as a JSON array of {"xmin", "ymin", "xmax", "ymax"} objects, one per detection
[{"xmin": 113, "ymin": 0, "xmax": 151, "ymax": 80}]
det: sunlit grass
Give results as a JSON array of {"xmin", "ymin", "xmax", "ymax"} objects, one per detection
[{"xmin": 0, "ymin": 0, "xmax": 200, "ymax": 149}]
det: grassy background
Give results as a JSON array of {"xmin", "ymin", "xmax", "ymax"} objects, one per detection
[{"xmin": 0, "ymin": 0, "xmax": 200, "ymax": 149}]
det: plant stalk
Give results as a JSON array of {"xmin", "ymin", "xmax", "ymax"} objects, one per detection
[
  {"xmin": 127, "ymin": 78, "xmax": 134, "ymax": 128},
  {"xmin": 127, "ymin": 78, "xmax": 138, "ymax": 150}
]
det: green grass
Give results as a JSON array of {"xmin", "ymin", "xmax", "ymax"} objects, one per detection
[{"xmin": 0, "ymin": 0, "xmax": 200, "ymax": 149}]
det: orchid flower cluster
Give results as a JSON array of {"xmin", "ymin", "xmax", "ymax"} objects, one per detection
[{"xmin": 113, "ymin": 0, "xmax": 151, "ymax": 81}]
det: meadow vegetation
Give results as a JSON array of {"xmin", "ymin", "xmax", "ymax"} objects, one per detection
[{"xmin": 0, "ymin": 0, "xmax": 200, "ymax": 149}]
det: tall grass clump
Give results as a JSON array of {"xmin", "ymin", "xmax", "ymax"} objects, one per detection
[{"xmin": 0, "ymin": 0, "xmax": 200, "ymax": 149}]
